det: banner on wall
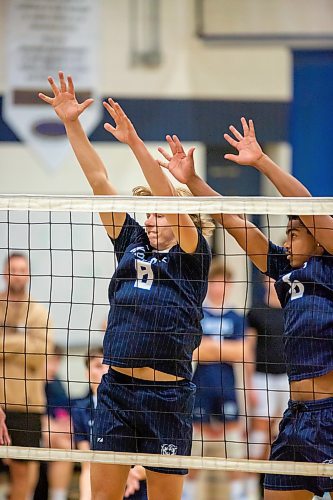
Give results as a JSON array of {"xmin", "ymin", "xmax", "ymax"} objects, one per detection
[{"xmin": 4, "ymin": 0, "xmax": 101, "ymax": 170}]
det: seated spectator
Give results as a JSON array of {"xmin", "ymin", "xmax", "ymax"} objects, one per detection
[
  {"xmin": 41, "ymin": 345, "xmax": 73, "ymax": 500},
  {"xmin": 72, "ymin": 347, "xmax": 147, "ymax": 500}
]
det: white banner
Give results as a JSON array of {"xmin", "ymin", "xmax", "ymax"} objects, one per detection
[{"xmin": 4, "ymin": 0, "xmax": 101, "ymax": 170}]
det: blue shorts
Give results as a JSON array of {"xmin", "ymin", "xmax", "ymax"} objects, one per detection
[
  {"xmin": 193, "ymin": 386, "xmax": 238, "ymax": 424},
  {"xmin": 264, "ymin": 397, "xmax": 333, "ymax": 497},
  {"xmin": 92, "ymin": 368, "xmax": 196, "ymax": 475}
]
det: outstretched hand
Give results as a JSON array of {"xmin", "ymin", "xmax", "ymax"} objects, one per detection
[
  {"xmin": 103, "ymin": 99, "xmax": 139, "ymax": 145},
  {"xmin": 38, "ymin": 71, "xmax": 94, "ymax": 123},
  {"xmin": 158, "ymin": 135, "xmax": 196, "ymax": 184},
  {"xmin": 224, "ymin": 117, "xmax": 264, "ymax": 166}
]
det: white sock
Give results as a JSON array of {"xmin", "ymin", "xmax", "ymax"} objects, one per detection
[
  {"xmin": 230, "ymin": 479, "xmax": 245, "ymax": 499},
  {"xmin": 49, "ymin": 489, "xmax": 68, "ymax": 500},
  {"xmin": 181, "ymin": 479, "xmax": 197, "ymax": 500},
  {"xmin": 245, "ymin": 476, "xmax": 260, "ymax": 494}
]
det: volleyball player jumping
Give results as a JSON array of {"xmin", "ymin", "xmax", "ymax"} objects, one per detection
[
  {"xmin": 39, "ymin": 72, "xmax": 213, "ymax": 500},
  {"xmin": 158, "ymin": 119, "xmax": 333, "ymax": 499}
]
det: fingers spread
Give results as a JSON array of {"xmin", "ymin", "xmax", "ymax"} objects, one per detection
[
  {"xmin": 224, "ymin": 133, "xmax": 238, "ymax": 148},
  {"xmin": 80, "ymin": 98, "xmax": 94, "ymax": 113},
  {"xmin": 172, "ymin": 135, "xmax": 185, "ymax": 154},
  {"xmin": 158, "ymin": 146, "xmax": 172, "ymax": 161},
  {"xmin": 166, "ymin": 135, "xmax": 177, "ymax": 155},
  {"xmin": 67, "ymin": 75, "xmax": 75, "ymax": 95},
  {"xmin": 108, "ymin": 97, "xmax": 117, "ymax": 108},
  {"xmin": 58, "ymin": 71, "xmax": 67, "ymax": 92},
  {"xmin": 157, "ymin": 160, "xmax": 170, "ymax": 169},
  {"xmin": 249, "ymin": 119, "xmax": 255, "ymax": 136},
  {"xmin": 241, "ymin": 116, "xmax": 249, "ymax": 135},
  {"xmin": 104, "ymin": 122, "xmax": 116, "ymax": 133},
  {"xmin": 229, "ymin": 125, "xmax": 243, "ymax": 141},
  {"xmin": 106, "ymin": 98, "xmax": 126, "ymax": 121},
  {"xmin": 224, "ymin": 153, "xmax": 240, "ymax": 162},
  {"xmin": 103, "ymin": 101, "xmax": 117, "ymax": 118},
  {"xmin": 38, "ymin": 93, "xmax": 53, "ymax": 104},
  {"xmin": 114, "ymin": 101, "xmax": 126, "ymax": 119},
  {"xmin": 187, "ymin": 147, "xmax": 195, "ymax": 158},
  {"xmin": 47, "ymin": 76, "xmax": 60, "ymax": 96}
]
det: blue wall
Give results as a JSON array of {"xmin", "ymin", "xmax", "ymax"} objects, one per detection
[
  {"xmin": 291, "ymin": 51, "xmax": 333, "ymax": 195},
  {"xmin": 0, "ymin": 97, "xmax": 289, "ymax": 144}
]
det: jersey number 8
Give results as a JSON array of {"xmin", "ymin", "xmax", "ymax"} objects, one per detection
[{"xmin": 134, "ymin": 260, "xmax": 154, "ymax": 290}]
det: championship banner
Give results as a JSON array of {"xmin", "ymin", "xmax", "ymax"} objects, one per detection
[{"xmin": 4, "ymin": 0, "xmax": 101, "ymax": 170}]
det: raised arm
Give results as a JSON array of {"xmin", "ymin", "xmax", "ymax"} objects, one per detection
[
  {"xmin": 38, "ymin": 72, "xmax": 126, "ymax": 239},
  {"xmin": 224, "ymin": 118, "xmax": 333, "ymax": 254},
  {"xmin": 158, "ymin": 135, "xmax": 269, "ymax": 271},
  {"xmin": 103, "ymin": 99, "xmax": 198, "ymax": 253}
]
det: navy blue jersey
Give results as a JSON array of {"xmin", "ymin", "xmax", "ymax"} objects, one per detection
[
  {"xmin": 265, "ymin": 241, "xmax": 333, "ymax": 381},
  {"xmin": 71, "ymin": 393, "xmax": 95, "ymax": 444},
  {"xmin": 193, "ymin": 306, "xmax": 246, "ymax": 392},
  {"xmin": 45, "ymin": 378, "xmax": 70, "ymax": 419},
  {"xmin": 103, "ymin": 214, "xmax": 211, "ymax": 380}
]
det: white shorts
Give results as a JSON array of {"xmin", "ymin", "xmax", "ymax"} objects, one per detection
[{"xmin": 249, "ymin": 371, "xmax": 289, "ymax": 419}]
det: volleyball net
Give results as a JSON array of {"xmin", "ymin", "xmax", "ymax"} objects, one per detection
[{"xmin": 0, "ymin": 193, "xmax": 333, "ymax": 478}]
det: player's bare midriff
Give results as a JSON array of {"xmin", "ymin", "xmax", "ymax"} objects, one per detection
[
  {"xmin": 290, "ymin": 370, "xmax": 333, "ymax": 401},
  {"xmin": 111, "ymin": 365, "xmax": 185, "ymax": 381}
]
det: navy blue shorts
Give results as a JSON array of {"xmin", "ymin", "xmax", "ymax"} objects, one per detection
[
  {"xmin": 264, "ymin": 397, "xmax": 333, "ymax": 497},
  {"xmin": 193, "ymin": 386, "xmax": 238, "ymax": 424},
  {"xmin": 92, "ymin": 368, "xmax": 196, "ymax": 475}
]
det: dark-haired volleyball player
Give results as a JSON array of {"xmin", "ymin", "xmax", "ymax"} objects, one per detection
[
  {"xmin": 39, "ymin": 72, "xmax": 214, "ymax": 500},
  {"xmin": 158, "ymin": 120, "xmax": 333, "ymax": 499}
]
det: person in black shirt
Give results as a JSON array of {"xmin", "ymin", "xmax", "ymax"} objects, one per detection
[
  {"xmin": 245, "ymin": 278, "xmax": 289, "ymax": 498},
  {"xmin": 247, "ymin": 278, "xmax": 289, "ymax": 462}
]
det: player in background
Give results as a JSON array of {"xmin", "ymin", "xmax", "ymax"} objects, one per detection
[
  {"xmin": 72, "ymin": 347, "xmax": 147, "ymax": 500},
  {"xmin": 187, "ymin": 258, "xmax": 253, "ymax": 500},
  {"xmin": 246, "ymin": 277, "xmax": 289, "ymax": 498}
]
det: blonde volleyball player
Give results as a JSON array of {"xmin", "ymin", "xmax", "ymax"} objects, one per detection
[{"xmin": 39, "ymin": 72, "xmax": 214, "ymax": 500}]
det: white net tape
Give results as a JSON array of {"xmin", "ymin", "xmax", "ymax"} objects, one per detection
[
  {"xmin": 0, "ymin": 446, "xmax": 332, "ymax": 477},
  {"xmin": 0, "ymin": 193, "xmax": 332, "ymax": 215}
]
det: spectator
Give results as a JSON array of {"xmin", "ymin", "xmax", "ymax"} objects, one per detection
[
  {"xmin": 0, "ymin": 252, "xmax": 53, "ymax": 500},
  {"xmin": 40, "ymin": 345, "xmax": 73, "ymax": 500},
  {"xmin": 188, "ymin": 259, "xmax": 252, "ymax": 500},
  {"xmin": 246, "ymin": 277, "xmax": 289, "ymax": 498},
  {"xmin": 72, "ymin": 347, "xmax": 147, "ymax": 500}
]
